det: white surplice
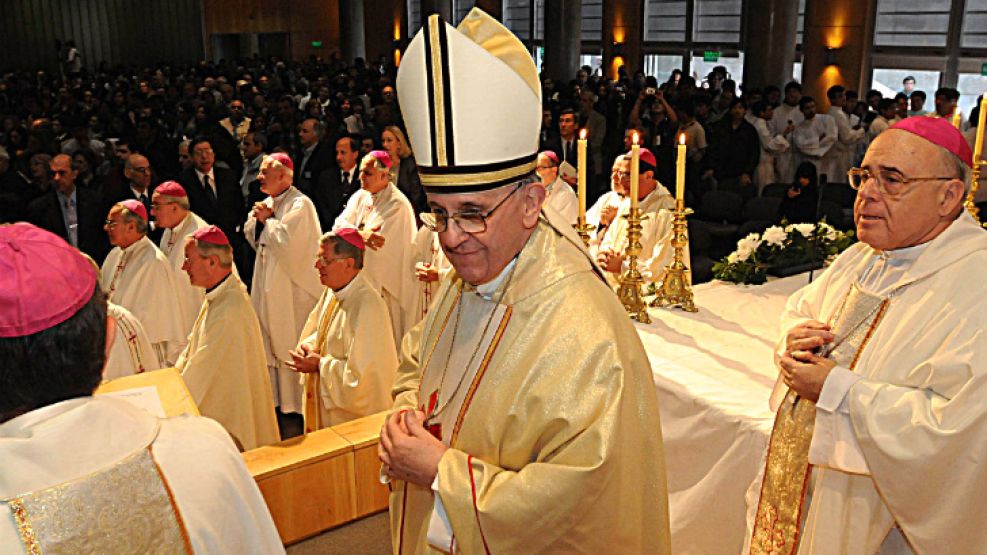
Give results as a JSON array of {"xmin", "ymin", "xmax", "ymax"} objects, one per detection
[
  {"xmin": 753, "ymin": 117, "xmax": 791, "ymax": 189},
  {"xmin": 586, "ymin": 190, "xmax": 624, "ymax": 229},
  {"xmin": 297, "ymin": 273, "xmax": 400, "ymax": 428},
  {"xmin": 159, "ymin": 211, "xmax": 208, "ymax": 336},
  {"xmin": 245, "ymin": 186, "xmax": 323, "ymax": 414},
  {"xmin": 100, "ymin": 236, "xmax": 188, "ymax": 366},
  {"xmin": 793, "ymin": 114, "xmax": 838, "ymax": 178},
  {"xmin": 333, "ymin": 183, "xmax": 417, "ymax": 347},
  {"xmin": 543, "ymin": 176, "xmax": 579, "ymax": 225},
  {"xmin": 176, "ymin": 273, "xmax": 280, "ymax": 450},
  {"xmin": 0, "ymin": 396, "xmax": 284, "ymax": 554},
  {"xmin": 408, "ymin": 225, "xmax": 453, "ymax": 328},
  {"xmin": 760, "ymin": 212, "xmax": 987, "ymax": 554},
  {"xmin": 772, "ymin": 102, "xmax": 805, "ymax": 182},
  {"xmin": 820, "ymin": 107, "xmax": 866, "ymax": 184},
  {"xmin": 103, "ymin": 302, "xmax": 162, "ymax": 380}
]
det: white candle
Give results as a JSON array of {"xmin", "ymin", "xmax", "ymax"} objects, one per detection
[
  {"xmin": 630, "ymin": 132, "xmax": 640, "ymax": 213},
  {"xmin": 577, "ymin": 128, "xmax": 587, "ymax": 225},
  {"xmin": 676, "ymin": 133, "xmax": 686, "ymax": 207}
]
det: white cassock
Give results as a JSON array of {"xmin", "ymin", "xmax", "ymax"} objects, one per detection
[
  {"xmin": 772, "ymin": 102, "xmax": 805, "ymax": 183},
  {"xmin": 159, "ymin": 211, "xmax": 208, "ymax": 335},
  {"xmin": 586, "ymin": 190, "xmax": 624, "ymax": 229},
  {"xmin": 748, "ymin": 212, "xmax": 987, "ymax": 554},
  {"xmin": 593, "ymin": 184, "xmax": 680, "ymax": 288},
  {"xmin": 176, "ymin": 273, "xmax": 280, "ymax": 451},
  {"xmin": 793, "ymin": 114, "xmax": 838, "ymax": 178},
  {"xmin": 409, "ymin": 225, "xmax": 453, "ymax": 328},
  {"xmin": 245, "ymin": 186, "xmax": 323, "ymax": 414},
  {"xmin": 103, "ymin": 302, "xmax": 162, "ymax": 380},
  {"xmin": 333, "ymin": 183, "xmax": 416, "ymax": 347},
  {"xmin": 0, "ymin": 396, "xmax": 284, "ymax": 554},
  {"xmin": 867, "ymin": 115, "xmax": 894, "ymax": 142},
  {"xmin": 753, "ymin": 117, "xmax": 791, "ymax": 189},
  {"xmin": 100, "ymin": 236, "xmax": 188, "ymax": 366},
  {"xmin": 820, "ymin": 107, "xmax": 865, "ymax": 184},
  {"xmin": 543, "ymin": 176, "xmax": 579, "ymax": 225},
  {"xmin": 298, "ymin": 273, "xmax": 400, "ymax": 431}
]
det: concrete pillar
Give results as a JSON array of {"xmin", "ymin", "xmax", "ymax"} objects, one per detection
[
  {"xmin": 473, "ymin": 0, "xmax": 502, "ymax": 20},
  {"xmin": 802, "ymin": 0, "xmax": 877, "ymax": 110},
  {"xmin": 543, "ymin": 0, "xmax": 582, "ymax": 84},
  {"xmin": 602, "ymin": 0, "xmax": 643, "ymax": 79},
  {"xmin": 422, "ymin": 0, "xmax": 453, "ymax": 20},
  {"xmin": 741, "ymin": 0, "xmax": 799, "ymax": 91},
  {"xmin": 340, "ymin": 0, "xmax": 366, "ymax": 61}
]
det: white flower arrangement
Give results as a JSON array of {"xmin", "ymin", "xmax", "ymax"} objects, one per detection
[{"xmin": 713, "ymin": 221, "xmax": 855, "ymax": 284}]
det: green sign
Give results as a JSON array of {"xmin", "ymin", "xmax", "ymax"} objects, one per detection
[
  {"xmin": 311, "ymin": 41, "xmax": 323, "ymax": 48},
  {"xmin": 703, "ymin": 50, "xmax": 720, "ymax": 62},
  {"xmin": 981, "ymin": 62, "xmax": 987, "ymax": 76}
]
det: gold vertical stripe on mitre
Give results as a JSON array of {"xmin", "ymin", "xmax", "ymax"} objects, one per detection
[{"xmin": 428, "ymin": 17, "xmax": 448, "ymax": 166}]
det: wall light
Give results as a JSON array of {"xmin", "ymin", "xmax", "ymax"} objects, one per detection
[{"xmin": 825, "ymin": 47, "xmax": 840, "ymax": 66}]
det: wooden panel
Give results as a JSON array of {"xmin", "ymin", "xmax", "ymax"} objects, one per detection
[
  {"xmin": 353, "ymin": 445, "xmax": 390, "ymax": 517},
  {"xmin": 332, "ymin": 411, "xmax": 387, "ymax": 448},
  {"xmin": 255, "ymin": 452, "xmax": 357, "ymax": 544},
  {"xmin": 243, "ymin": 427, "xmax": 353, "ymax": 480}
]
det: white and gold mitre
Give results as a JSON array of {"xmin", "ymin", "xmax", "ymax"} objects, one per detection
[{"xmin": 396, "ymin": 8, "xmax": 542, "ymax": 193}]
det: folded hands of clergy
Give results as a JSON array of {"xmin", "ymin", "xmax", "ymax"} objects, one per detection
[
  {"xmin": 252, "ymin": 202, "xmax": 275, "ymax": 224},
  {"xmin": 286, "ymin": 343, "xmax": 321, "ymax": 374},
  {"xmin": 379, "ymin": 409, "xmax": 448, "ymax": 487},
  {"xmin": 779, "ymin": 320, "xmax": 836, "ymax": 402},
  {"xmin": 600, "ymin": 205, "xmax": 618, "ymax": 227},
  {"xmin": 415, "ymin": 262, "xmax": 439, "ymax": 282},
  {"xmin": 597, "ymin": 250, "xmax": 623, "ymax": 273}
]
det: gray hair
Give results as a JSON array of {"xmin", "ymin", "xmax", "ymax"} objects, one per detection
[
  {"xmin": 320, "ymin": 232, "xmax": 364, "ymax": 269},
  {"xmin": 948, "ymin": 151, "xmax": 973, "ymax": 195},
  {"xmin": 194, "ymin": 239, "xmax": 234, "ymax": 268},
  {"xmin": 119, "ymin": 206, "xmax": 148, "ymax": 235},
  {"xmin": 156, "ymin": 193, "xmax": 190, "ymax": 210}
]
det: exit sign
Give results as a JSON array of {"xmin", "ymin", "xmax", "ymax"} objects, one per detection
[
  {"xmin": 311, "ymin": 41, "xmax": 323, "ymax": 48},
  {"xmin": 703, "ymin": 50, "xmax": 720, "ymax": 62},
  {"xmin": 981, "ymin": 62, "xmax": 987, "ymax": 76}
]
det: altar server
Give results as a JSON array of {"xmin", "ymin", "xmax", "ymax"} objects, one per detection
[
  {"xmin": 750, "ymin": 116, "xmax": 987, "ymax": 554},
  {"xmin": 245, "ymin": 153, "xmax": 323, "ymax": 416},
  {"xmin": 176, "ymin": 225, "xmax": 280, "ymax": 450},
  {"xmin": 0, "ymin": 223, "xmax": 284, "ymax": 554}
]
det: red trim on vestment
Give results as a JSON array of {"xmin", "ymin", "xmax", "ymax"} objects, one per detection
[{"xmin": 468, "ymin": 455, "xmax": 492, "ymax": 555}]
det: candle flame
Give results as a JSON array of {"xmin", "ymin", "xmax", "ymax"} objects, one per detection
[
  {"xmin": 678, "ymin": 133, "xmax": 686, "ymax": 145},
  {"xmin": 632, "ymin": 132, "xmax": 639, "ymax": 145},
  {"xmin": 580, "ymin": 128, "xmax": 588, "ymax": 140}
]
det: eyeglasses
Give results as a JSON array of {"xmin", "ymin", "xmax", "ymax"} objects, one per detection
[
  {"xmin": 151, "ymin": 201, "xmax": 175, "ymax": 209},
  {"xmin": 104, "ymin": 219, "xmax": 118, "ymax": 228},
  {"xmin": 847, "ymin": 167, "xmax": 957, "ymax": 199},
  {"xmin": 536, "ymin": 165, "xmax": 556, "ymax": 171},
  {"xmin": 316, "ymin": 255, "xmax": 352, "ymax": 265},
  {"xmin": 616, "ymin": 171, "xmax": 632, "ymax": 179},
  {"xmin": 421, "ymin": 184, "xmax": 522, "ymax": 234}
]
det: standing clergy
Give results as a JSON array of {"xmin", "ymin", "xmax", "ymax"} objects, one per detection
[
  {"xmin": 820, "ymin": 85, "xmax": 866, "ymax": 184},
  {"xmin": 176, "ymin": 225, "xmax": 280, "ymax": 451},
  {"xmin": 333, "ymin": 150, "xmax": 417, "ymax": 347},
  {"xmin": 593, "ymin": 149, "xmax": 679, "ymax": 288},
  {"xmin": 245, "ymin": 153, "xmax": 323, "ymax": 416},
  {"xmin": 152, "ymin": 181, "xmax": 207, "ymax": 336},
  {"xmin": 103, "ymin": 302, "xmax": 161, "ymax": 380},
  {"xmin": 793, "ymin": 96, "xmax": 838, "ymax": 179},
  {"xmin": 534, "ymin": 150, "xmax": 579, "ymax": 224},
  {"xmin": 288, "ymin": 229, "xmax": 400, "ymax": 432},
  {"xmin": 100, "ymin": 200, "xmax": 187, "ymax": 365},
  {"xmin": 380, "ymin": 10, "xmax": 670, "ymax": 553},
  {"xmin": 749, "ymin": 117, "xmax": 987, "ymax": 554},
  {"xmin": 0, "ymin": 224, "xmax": 284, "ymax": 554},
  {"xmin": 408, "ymin": 224, "xmax": 453, "ymax": 328}
]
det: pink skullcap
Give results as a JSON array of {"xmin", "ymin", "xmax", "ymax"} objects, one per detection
[
  {"xmin": 155, "ymin": 180, "xmax": 187, "ymax": 198},
  {"xmin": 627, "ymin": 147, "xmax": 658, "ymax": 170},
  {"xmin": 267, "ymin": 152, "xmax": 294, "ymax": 171},
  {"xmin": 539, "ymin": 151, "xmax": 560, "ymax": 165},
  {"xmin": 119, "ymin": 199, "xmax": 147, "ymax": 222},
  {"xmin": 334, "ymin": 227, "xmax": 365, "ymax": 250},
  {"xmin": 0, "ymin": 223, "xmax": 98, "ymax": 337},
  {"xmin": 367, "ymin": 150, "xmax": 393, "ymax": 169},
  {"xmin": 890, "ymin": 116, "xmax": 974, "ymax": 168},
  {"xmin": 191, "ymin": 224, "xmax": 230, "ymax": 246}
]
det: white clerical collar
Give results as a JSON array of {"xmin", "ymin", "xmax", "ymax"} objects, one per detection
[
  {"xmin": 879, "ymin": 241, "xmax": 930, "ymax": 261},
  {"xmin": 121, "ymin": 235, "xmax": 150, "ymax": 253},
  {"xmin": 333, "ymin": 272, "xmax": 363, "ymax": 303},
  {"xmin": 476, "ymin": 257, "xmax": 518, "ymax": 300}
]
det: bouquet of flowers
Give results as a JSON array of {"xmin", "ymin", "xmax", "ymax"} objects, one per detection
[{"xmin": 712, "ymin": 221, "xmax": 855, "ymax": 285}]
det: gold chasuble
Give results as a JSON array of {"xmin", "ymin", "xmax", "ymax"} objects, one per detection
[{"xmin": 388, "ymin": 213, "xmax": 670, "ymax": 554}]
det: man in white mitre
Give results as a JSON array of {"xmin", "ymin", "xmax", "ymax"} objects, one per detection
[
  {"xmin": 100, "ymin": 199, "xmax": 187, "ymax": 365},
  {"xmin": 152, "ymin": 180, "xmax": 208, "ymax": 337},
  {"xmin": 245, "ymin": 152, "xmax": 323, "ymax": 418},
  {"xmin": 288, "ymin": 228, "xmax": 399, "ymax": 432},
  {"xmin": 749, "ymin": 117, "xmax": 987, "ymax": 554},
  {"xmin": 333, "ymin": 150, "xmax": 416, "ymax": 347},
  {"xmin": 593, "ymin": 148, "xmax": 679, "ymax": 288},
  {"xmin": 534, "ymin": 150, "xmax": 578, "ymax": 224},
  {"xmin": 379, "ymin": 9, "xmax": 670, "ymax": 553},
  {"xmin": 0, "ymin": 223, "xmax": 284, "ymax": 554},
  {"xmin": 177, "ymin": 225, "xmax": 280, "ymax": 451}
]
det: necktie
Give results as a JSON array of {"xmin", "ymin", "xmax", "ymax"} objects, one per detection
[
  {"xmin": 139, "ymin": 193, "xmax": 148, "ymax": 213},
  {"xmin": 204, "ymin": 175, "xmax": 217, "ymax": 204},
  {"xmin": 64, "ymin": 198, "xmax": 78, "ymax": 247},
  {"xmin": 564, "ymin": 140, "xmax": 571, "ymax": 162}
]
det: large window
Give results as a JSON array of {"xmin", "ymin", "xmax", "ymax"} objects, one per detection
[
  {"xmin": 957, "ymin": 73, "xmax": 987, "ymax": 116},
  {"xmin": 643, "ymin": 0, "xmax": 742, "ymax": 45},
  {"xmin": 644, "ymin": 0, "xmax": 687, "ymax": 42},
  {"xmin": 873, "ymin": 0, "xmax": 950, "ymax": 48},
  {"xmin": 408, "ymin": 0, "xmax": 422, "ymax": 36},
  {"xmin": 871, "ymin": 68, "xmax": 940, "ymax": 99},
  {"xmin": 503, "ymin": 0, "xmax": 532, "ymax": 40},
  {"xmin": 453, "ymin": 0, "xmax": 475, "ymax": 24},
  {"xmin": 644, "ymin": 54, "xmax": 685, "ymax": 81},
  {"xmin": 691, "ymin": 52, "xmax": 744, "ymax": 84},
  {"xmin": 961, "ymin": 0, "xmax": 987, "ymax": 48},
  {"xmin": 693, "ymin": 0, "xmax": 742, "ymax": 43},
  {"xmin": 582, "ymin": 0, "xmax": 603, "ymax": 41}
]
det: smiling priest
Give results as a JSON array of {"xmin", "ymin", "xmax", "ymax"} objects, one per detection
[
  {"xmin": 379, "ymin": 9, "xmax": 670, "ymax": 554},
  {"xmin": 749, "ymin": 117, "xmax": 987, "ymax": 554}
]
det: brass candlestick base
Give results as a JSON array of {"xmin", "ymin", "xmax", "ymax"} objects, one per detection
[
  {"xmin": 650, "ymin": 206, "xmax": 697, "ymax": 313},
  {"xmin": 616, "ymin": 207, "xmax": 651, "ymax": 324},
  {"xmin": 574, "ymin": 221, "xmax": 594, "ymax": 248},
  {"xmin": 966, "ymin": 160, "xmax": 982, "ymax": 224}
]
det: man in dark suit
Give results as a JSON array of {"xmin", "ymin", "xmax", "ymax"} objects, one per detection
[
  {"xmin": 544, "ymin": 108, "xmax": 591, "ymax": 190},
  {"xmin": 178, "ymin": 137, "xmax": 245, "ymax": 266},
  {"xmin": 313, "ymin": 135, "xmax": 362, "ymax": 230},
  {"xmin": 102, "ymin": 153, "xmax": 162, "ymax": 242},
  {"xmin": 294, "ymin": 118, "xmax": 335, "ymax": 200},
  {"xmin": 28, "ymin": 153, "xmax": 110, "ymax": 263}
]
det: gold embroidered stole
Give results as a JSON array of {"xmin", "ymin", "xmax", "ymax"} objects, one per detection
[
  {"xmin": 302, "ymin": 293, "xmax": 340, "ymax": 433},
  {"xmin": 750, "ymin": 283, "xmax": 890, "ymax": 555},
  {"xmin": 4, "ymin": 425, "xmax": 192, "ymax": 555}
]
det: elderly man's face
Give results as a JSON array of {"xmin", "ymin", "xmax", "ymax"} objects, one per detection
[
  {"xmin": 182, "ymin": 240, "xmax": 213, "ymax": 288},
  {"xmin": 855, "ymin": 130, "xmax": 965, "ymax": 250},
  {"xmin": 125, "ymin": 155, "xmax": 152, "ymax": 190},
  {"xmin": 535, "ymin": 154, "xmax": 559, "ymax": 184},
  {"xmin": 151, "ymin": 192, "xmax": 185, "ymax": 229},
  {"xmin": 104, "ymin": 205, "xmax": 140, "ymax": 248},
  {"xmin": 258, "ymin": 160, "xmax": 292, "ymax": 197},
  {"xmin": 299, "ymin": 119, "xmax": 319, "ymax": 147},
  {"xmin": 359, "ymin": 158, "xmax": 390, "ymax": 194},
  {"xmin": 427, "ymin": 183, "xmax": 544, "ymax": 285}
]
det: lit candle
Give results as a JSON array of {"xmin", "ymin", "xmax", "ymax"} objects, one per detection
[
  {"xmin": 577, "ymin": 128, "xmax": 587, "ymax": 225},
  {"xmin": 630, "ymin": 132, "xmax": 640, "ymax": 213},
  {"xmin": 676, "ymin": 133, "xmax": 686, "ymax": 207},
  {"xmin": 952, "ymin": 109, "xmax": 962, "ymax": 129},
  {"xmin": 976, "ymin": 96, "xmax": 987, "ymax": 165}
]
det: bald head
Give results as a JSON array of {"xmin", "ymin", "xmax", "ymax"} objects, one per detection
[
  {"xmin": 124, "ymin": 154, "xmax": 152, "ymax": 191},
  {"xmin": 50, "ymin": 154, "xmax": 77, "ymax": 195}
]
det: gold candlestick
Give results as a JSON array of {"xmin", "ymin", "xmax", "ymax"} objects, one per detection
[
  {"xmin": 574, "ymin": 220, "xmax": 594, "ymax": 247},
  {"xmin": 968, "ymin": 160, "xmax": 982, "ymax": 224},
  {"xmin": 616, "ymin": 207, "xmax": 651, "ymax": 324},
  {"xmin": 650, "ymin": 203, "xmax": 697, "ymax": 312}
]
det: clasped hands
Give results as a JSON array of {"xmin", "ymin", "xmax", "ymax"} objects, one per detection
[
  {"xmin": 596, "ymin": 249, "xmax": 623, "ymax": 273},
  {"xmin": 378, "ymin": 410, "xmax": 448, "ymax": 487},
  {"xmin": 252, "ymin": 202, "xmax": 274, "ymax": 223},
  {"xmin": 286, "ymin": 343, "xmax": 320, "ymax": 374},
  {"xmin": 779, "ymin": 320, "xmax": 837, "ymax": 402}
]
